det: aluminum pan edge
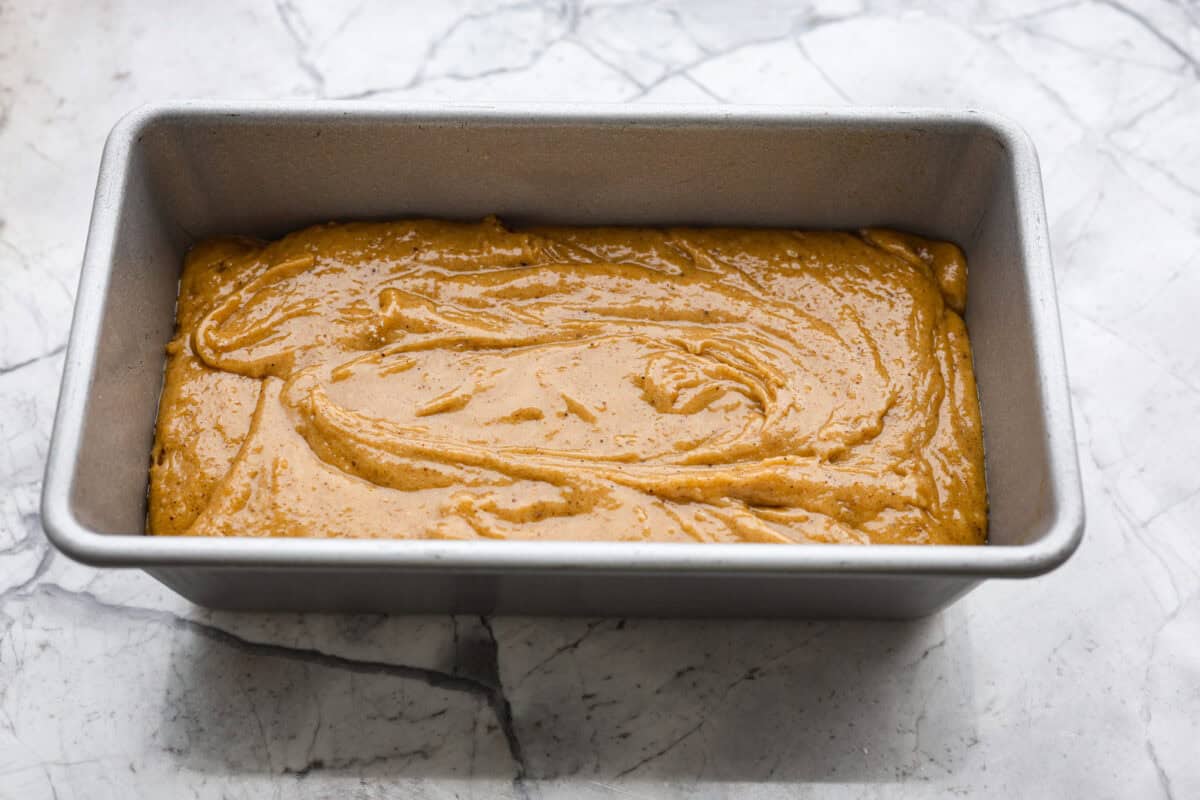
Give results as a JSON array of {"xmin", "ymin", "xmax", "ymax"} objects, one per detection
[{"xmin": 40, "ymin": 101, "xmax": 1085, "ymax": 578}]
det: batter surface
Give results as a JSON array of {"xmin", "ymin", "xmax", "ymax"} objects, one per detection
[{"xmin": 149, "ymin": 217, "xmax": 987, "ymax": 545}]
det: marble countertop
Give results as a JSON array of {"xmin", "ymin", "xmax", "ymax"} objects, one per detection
[{"xmin": 2, "ymin": 1, "xmax": 1198, "ymax": 797}]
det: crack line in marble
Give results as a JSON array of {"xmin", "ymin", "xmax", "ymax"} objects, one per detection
[
  {"xmin": 7, "ymin": 585, "xmax": 530, "ymax": 782},
  {"xmin": 478, "ymin": 615, "xmax": 529, "ymax": 797},
  {"xmin": 614, "ymin": 717, "xmax": 706, "ymax": 779},
  {"xmin": 515, "ymin": 619, "xmax": 610, "ymax": 685}
]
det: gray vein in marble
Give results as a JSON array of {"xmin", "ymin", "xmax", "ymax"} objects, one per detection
[
  {"xmin": 1142, "ymin": 596, "xmax": 1188, "ymax": 800},
  {"xmin": 1111, "ymin": 81, "xmax": 1189, "ymax": 132},
  {"xmin": 333, "ymin": 0, "xmax": 579, "ymax": 99},
  {"xmin": 0, "ymin": 344, "xmax": 65, "ymax": 376},
  {"xmin": 272, "ymin": 0, "xmax": 328, "ymax": 95},
  {"xmin": 1107, "ymin": 137, "xmax": 1200, "ymax": 200},
  {"xmin": 1002, "ymin": 22, "xmax": 1181, "ymax": 74},
  {"xmin": 793, "ymin": 37, "xmax": 853, "ymax": 103},
  {"xmin": 989, "ymin": 1, "xmax": 1089, "ymax": 23},
  {"xmin": 0, "ymin": 549, "xmax": 54, "ymax": 601},
  {"xmin": 1097, "ymin": 0, "xmax": 1200, "ymax": 74},
  {"xmin": 570, "ymin": 37, "xmax": 647, "ymax": 90},
  {"xmin": 626, "ymin": 33, "xmax": 793, "ymax": 100},
  {"xmin": 671, "ymin": 72, "xmax": 723, "ymax": 102}
]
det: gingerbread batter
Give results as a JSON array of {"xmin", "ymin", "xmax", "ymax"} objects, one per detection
[{"xmin": 148, "ymin": 217, "xmax": 987, "ymax": 545}]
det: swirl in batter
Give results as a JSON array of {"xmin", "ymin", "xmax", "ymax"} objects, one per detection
[{"xmin": 149, "ymin": 217, "xmax": 986, "ymax": 544}]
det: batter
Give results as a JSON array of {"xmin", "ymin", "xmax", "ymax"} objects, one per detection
[{"xmin": 149, "ymin": 217, "xmax": 987, "ymax": 545}]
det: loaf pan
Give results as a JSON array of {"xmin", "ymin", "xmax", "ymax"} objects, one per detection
[{"xmin": 41, "ymin": 102, "xmax": 1084, "ymax": 617}]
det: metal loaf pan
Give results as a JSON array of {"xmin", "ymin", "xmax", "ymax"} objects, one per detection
[{"xmin": 42, "ymin": 102, "xmax": 1084, "ymax": 617}]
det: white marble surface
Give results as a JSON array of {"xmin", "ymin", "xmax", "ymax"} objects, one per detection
[{"xmin": 1, "ymin": 0, "xmax": 1198, "ymax": 797}]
